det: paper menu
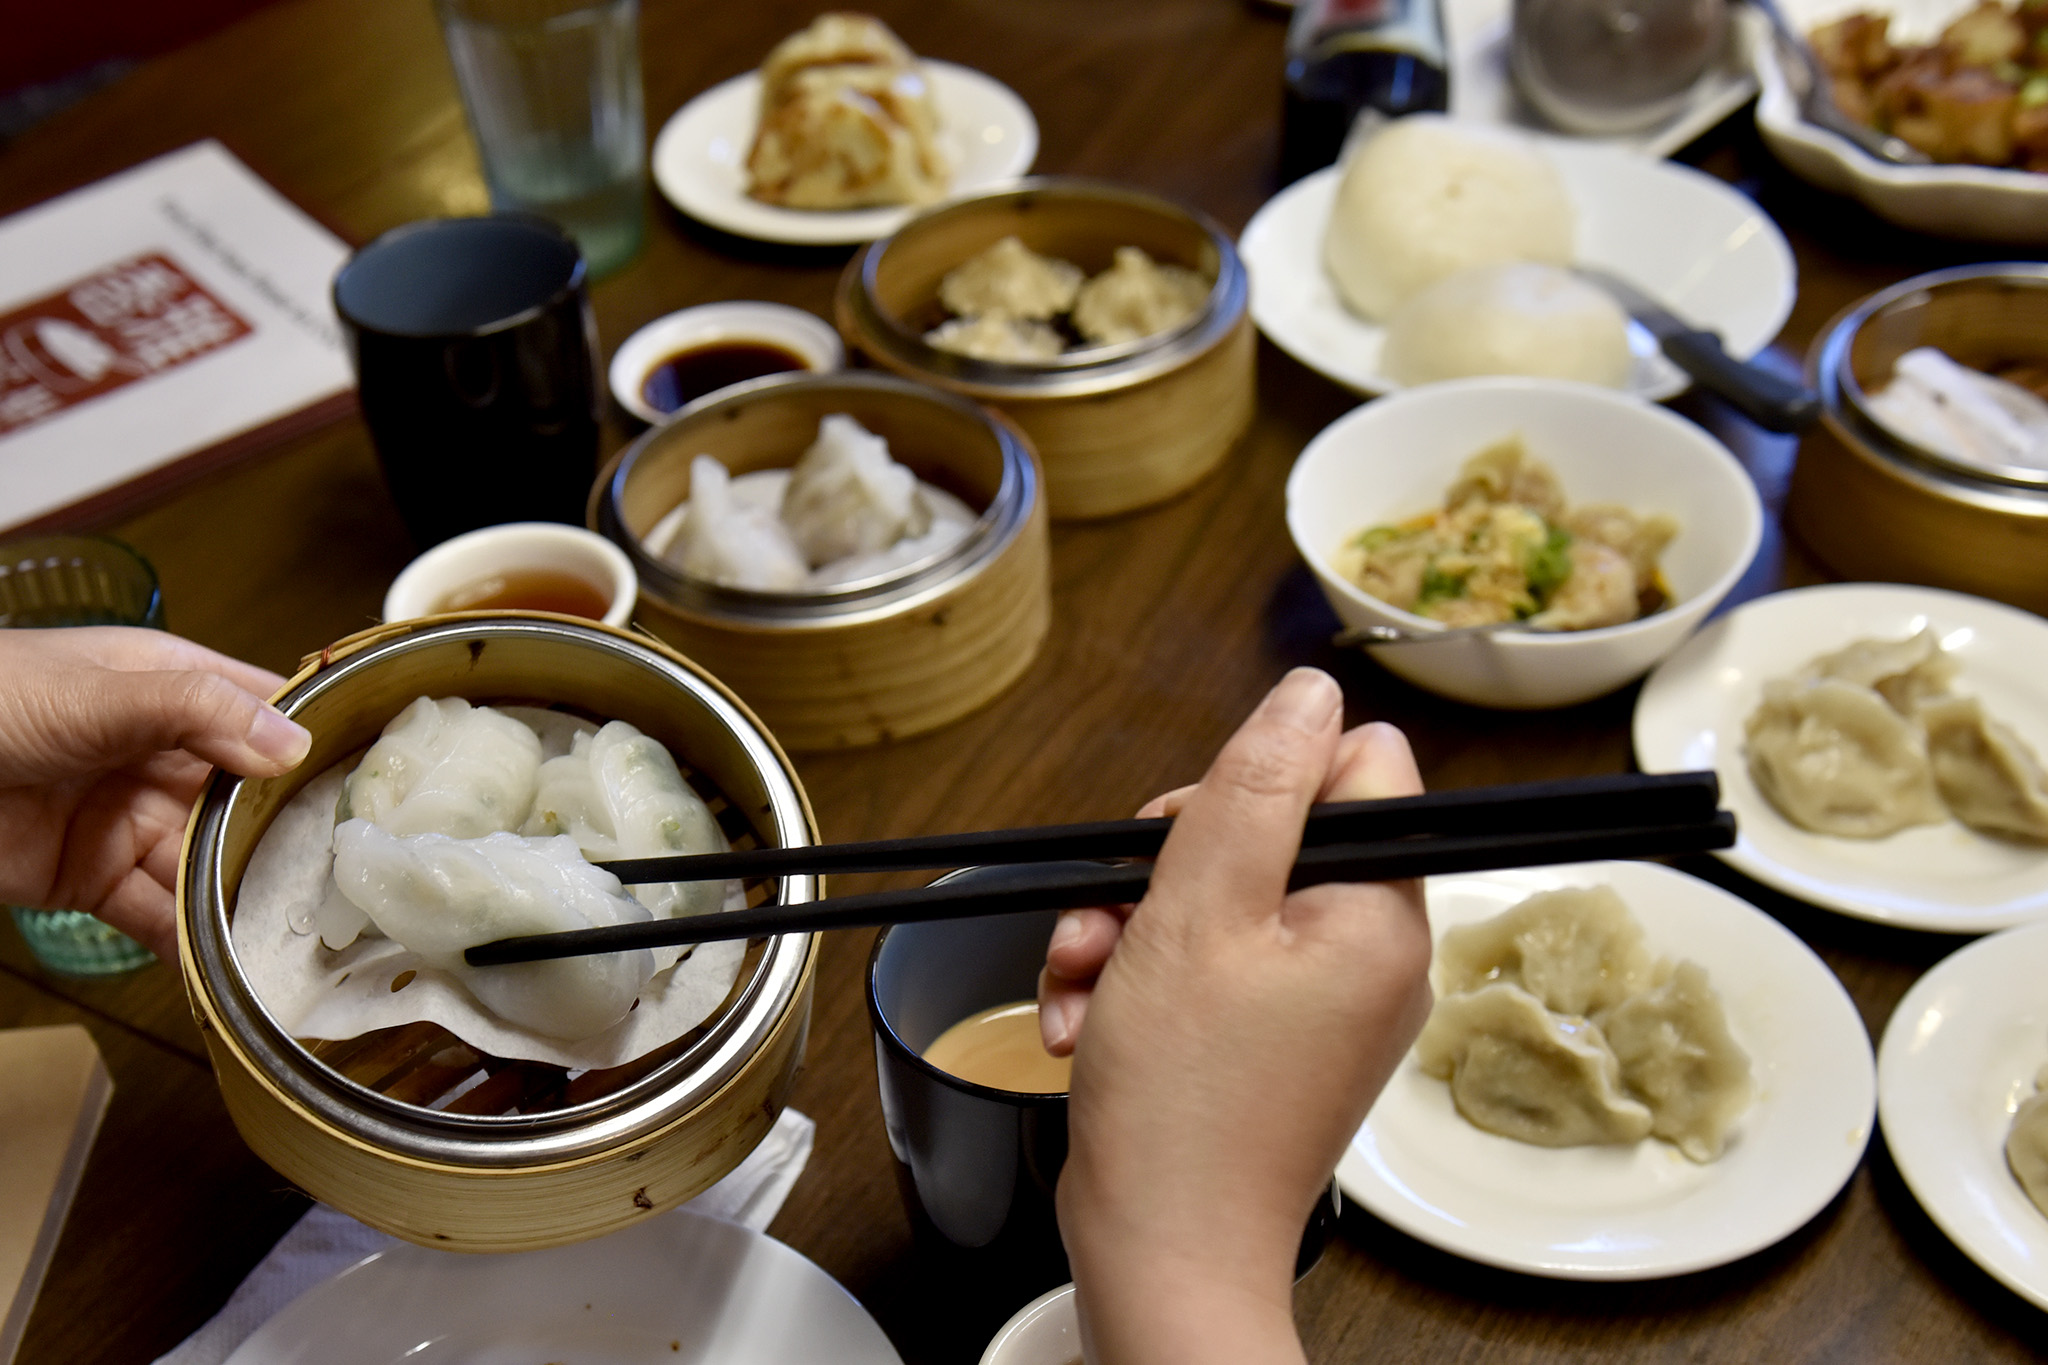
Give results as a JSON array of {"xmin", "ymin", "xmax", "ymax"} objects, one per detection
[{"xmin": 0, "ymin": 141, "xmax": 355, "ymax": 533}]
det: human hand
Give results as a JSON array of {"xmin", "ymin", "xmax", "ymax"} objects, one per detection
[
  {"xmin": 0, "ymin": 627, "xmax": 311, "ymax": 960},
  {"xmin": 1044, "ymin": 668, "xmax": 1432, "ymax": 1365}
]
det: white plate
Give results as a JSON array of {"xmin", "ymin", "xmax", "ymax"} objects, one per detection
[
  {"xmin": 1879, "ymin": 919, "xmax": 2048, "ymax": 1311},
  {"xmin": 1634, "ymin": 582, "xmax": 2048, "ymax": 933},
  {"xmin": 1239, "ymin": 142, "xmax": 1796, "ymax": 401},
  {"xmin": 1446, "ymin": 0, "xmax": 1759, "ymax": 157},
  {"xmin": 223, "ymin": 1208, "xmax": 905, "ymax": 1365},
  {"xmin": 1336, "ymin": 860, "xmax": 1874, "ymax": 1280},
  {"xmin": 1754, "ymin": 0, "xmax": 2048, "ymax": 244},
  {"xmin": 651, "ymin": 62, "xmax": 1038, "ymax": 246}
]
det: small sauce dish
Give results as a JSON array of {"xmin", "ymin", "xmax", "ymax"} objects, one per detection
[
  {"xmin": 607, "ymin": 302, "xmax": 844, "ymax": 426},
  {"xmin": 383, "ymin": 522, "xmax": 637, "ymax": 628}
]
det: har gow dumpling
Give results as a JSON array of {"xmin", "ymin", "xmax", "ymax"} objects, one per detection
[
  {"xmin": 674, "ymin": 456, "xmax": 812, "ymax": 592},
  {"xmin": 1744, "ymin": 677, "xmax": 1947, "ymax": 838},
  {"xmin": 780, "ymin": 414, "xmax": 931, "ymax": 566},
  {"xmin": 938, "ymin": 236, "xmax": 1084, "ymax": 322},
  {"xmin": 330, "ymin": 821, "xmax": 657, "ymax": 1041},
  {"xmin": 338, "ymin": 696, "xmax": 542, "ymax": 839},
  {"xmin": 1919, "ymin": 694, "xmax": 2048, "ymax": 842},
  {"xmin": 1415, "ymin": 983, "xmax": 1653, "ymax": 1147},
  {"xmin": 1436, "ymin": 883, "xmax": 1654, "ymax": 1017},
  {"xmin": 1596, "ymin": 960, "xmax": 1752, "ymax": 1163}
]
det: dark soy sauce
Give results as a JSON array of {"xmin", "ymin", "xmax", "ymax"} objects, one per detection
[{"xmin": 640, "ymin": 340, "xmax": 809, "ymax": 414}]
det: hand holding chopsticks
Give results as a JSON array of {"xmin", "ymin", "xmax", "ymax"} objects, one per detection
[{"xmin": 463, "ymin": 771, "xmax": 1733, "ymax": 967}]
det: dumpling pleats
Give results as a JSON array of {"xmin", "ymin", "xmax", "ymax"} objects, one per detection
[
  {"xmin": 1744, "ymin": 677, "xmax": 1947, "ymax": 838},
  {"xmin": 1435, "ymin": 884, "xmax": 1654, "ymax": 1017},
  {"xmin": 1920, "ymin": 694, "xmax": 2048, "ymax": 842},
  {"xmin": 1596, "ymin": 960, "xmax": 1752, "ymax": 1163}
]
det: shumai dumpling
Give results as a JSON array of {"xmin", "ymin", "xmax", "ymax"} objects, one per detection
[
  {"xmin": 1415, "ymin": 983, "xmax": 1653, "ymax": 1147},
  {"xmin": 1920, "ymin": 694, "xmax": 2048, "ymax": 842},
  {"xmin": 1803, "ymin": 627, "xmax": 1958, "ymax": 715},
  {"xmin": 2007, "ymin": 1064, "xmax": 2048, "ymax": 1217},
  {"xmin": 1436, "ymin": 884, "xmax": 1656, "ymax": 1017},
  {"xmin": 1071, "ymin": 247, "xmax": 1210, "ymax": 346},
  {"xmin": 938, "ymin": 236, "xmax": 1084, "ymax": 322},
  {"xmin": 1596, "ymin": 960, "xmax": 1752, "ymax": 1163},
  {"xmin": 924, "ymin": 314, "xmax": 1066, "ymax": 363},
  {"xmin": 1744, "ymin": 677, "xmax": 1948, "ymax": 838}
]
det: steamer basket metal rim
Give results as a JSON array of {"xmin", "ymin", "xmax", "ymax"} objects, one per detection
[
  {"xmin": 184, "ymin": 615, "xmax": 818, "ymax": 1169},
  {"xmin": 602, "ymin": 370, "xmax": 1038, "ymax": 627},
  {"xmin": 1819, "ymin": 262, "xmax": 2048, "ymax": 497},
  {"xmin": 844, "ymin": 175, "xmax": 1250, "ymax": 398}
]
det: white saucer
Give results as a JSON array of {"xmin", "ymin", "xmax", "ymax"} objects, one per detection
[
  {"xmin": 1633, "ymin": 582, "xmax": 2048, "ymax": 933},
  {"xmin": 1879, "ymin": 919, "xmax": 2048, "ymax": 1312},
  {"xmin": 651, "ymin": 62, "xmax": 1038, "ymax": 246},
  {"xmin": 223, "ymin": 1208, "xmax": 905, "ymax": 1365},
  {"xmin": 1336, "ymin": 860, "xmax": 1874, "ymax": 1280},
  {"xmin": 607, "ymin": 301, "xmax": 842, "ymax": 424},
  {"xmin": 1238, "ymin": 141, "xmax": 1796, "ymax": 401}
]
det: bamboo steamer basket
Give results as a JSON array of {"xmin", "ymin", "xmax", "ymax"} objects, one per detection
[
  {"xmin": 592, "ymin": 371, "xmax": 1050, "ymax": 750},
  {"xmin": 835, "ymin": 177, "xmax": 1255, "ymax": 521},
  {"xmin": 177, "ymin": 614, "xmax": 821, "ymax": 1252},
  {"xmin": 1790, "ymin": 264, "xmax": 2048, "ymax": 615}
]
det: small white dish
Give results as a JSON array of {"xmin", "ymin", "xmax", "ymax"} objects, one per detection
[
  {"xmin": 1337, "ymin": 859, "xmax": 1875, "ymax": 1280},
  {"xmin": 608, "ymin": 302, "xmax": 843, "ymax": 425},
  {"xmin": 384, "ymin": 522, "xmax": 637, "ymax": 629},
  {"xmin": 1879, "ymin": 919, "xmax": 2048, "ymax": 1312},
  {"xmin": 222, "ymin": 1206, "xmax": 904, "ymax": 1365},
  {"xmin": 1239, "ymin": 139, "xmax": 1797, "ymax": 401},
  {"xmin": 1754, "ymin": 0, "xmax": 2048, "ymax": 244},
  {"xmin": 1286, "ymin": 377, "xmax": 1762, "ymax": 709},
  {"xmin": 1633, "ymin": 582, "xmax": 2048, "ymax": 933},
  {"xmin": 980, "ymin": 1282, "xmax": 1079, "ymax": 1365},
  {"xmin": 650, "ymin": 62, "xmax": 1038, "ymax": 247}
]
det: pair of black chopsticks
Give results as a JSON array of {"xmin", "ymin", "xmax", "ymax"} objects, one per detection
[{"xmin": 462, "ymin": 771, "xmax": 1733, "ymax": 967}]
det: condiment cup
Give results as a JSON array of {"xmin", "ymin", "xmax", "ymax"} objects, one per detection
[
  {"xmin": 979, "ymin": 1282, "xmax": 1078, "ymax": 1365},
  {"xmin": 383, "ymin": 521, "xmax": 637, "ymax": 627},
  {"xmin": 607, "ymin": 301, "xmax": 844, "ymax": 425},
  {"xmin": 1286, "ymin": 376, "xmax": 1762, "ymax": 709}
]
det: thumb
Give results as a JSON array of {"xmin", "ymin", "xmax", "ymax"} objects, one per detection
[{"xmin": 55, "ymin": 668, "xmax": 310, "ymax": 779}]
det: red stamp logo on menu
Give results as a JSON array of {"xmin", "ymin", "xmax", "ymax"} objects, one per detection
[{"xmin": 0, "ymin": 253, "xmax": 253, "ymax": 437}]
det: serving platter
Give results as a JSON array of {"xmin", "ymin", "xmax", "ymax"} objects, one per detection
[
  {"xmin": 1336, "ymin": 860, "xmax": 1874, "ymax": 1280},
  {"xmin": 1878, "ymin": 920, "xmax": 2048, "ymax": 1312},
  {"xmin": 1634, "ymin": 582, "xmax": 2048, "ymax": 933},
  {"xmin": 650, "ymin": 62, "xmax": 1038, "ymax": 246},
  {"xmin": 1239, "ymin": 140, "xmax": 1796, "ymax": 401},
  {"xmin": 222, "ymin": 1207, "xmax": 905, "ymax": 1365}
]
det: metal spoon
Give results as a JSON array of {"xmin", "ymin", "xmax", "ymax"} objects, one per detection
[
  {"xmin": 1333, "ymin": 621, "xmax": 1561, "ymax": 648},
  {"xmin": 1749, "ymin": 0, "xmax": 1931, "ymax": 166}
]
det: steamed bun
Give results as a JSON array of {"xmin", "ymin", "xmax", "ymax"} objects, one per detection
[
  {"xmin": 1324, "ymin": 116, "xmax": 1575, "ymax": 322},
  {"xmin": 1381, "ymin": 263, "xmax": 1632, "ymax": 388}
]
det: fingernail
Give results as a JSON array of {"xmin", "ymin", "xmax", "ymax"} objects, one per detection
[
  {"xmin": 1262, "ymin": 668, "xmax": 1341, "ymax": 734},
  {"xmin": 1049, "ymin": 914, "xmax": 1083, "ymax": 955},
  {"xmin": 1039, "ymin": 995, "xmax": 1071, "ymax": 1051},
  {"xmin": 248, "ymin": 706, "xmax": 311, "ymax": 767}
]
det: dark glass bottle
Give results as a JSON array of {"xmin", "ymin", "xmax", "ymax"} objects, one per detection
[{"xmin": 1280, "ymin": 0, "xmax": 1452, "ymax": 184}]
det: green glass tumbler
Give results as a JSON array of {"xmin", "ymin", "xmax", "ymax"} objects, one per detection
[{"xmin": 1, "ymin": 534, "xmax": 165, "ymax": 976}]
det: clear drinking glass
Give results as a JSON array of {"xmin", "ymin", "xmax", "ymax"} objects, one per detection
[
  {"xmin": 437, "ymin": 0, "xmax": 647, "ymax": 278},
  {"xmin": 0, "ymin": 535, "xmax": 164, "ymax": 976}
]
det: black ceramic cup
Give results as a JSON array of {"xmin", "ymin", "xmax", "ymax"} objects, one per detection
[
  {"xmin": 868, "ymin": 865, "xmax": 1340, "ymax": 1301},
  {"xmin": 333, "ymin": 214, "xmax": 600, "ymax": 548}
]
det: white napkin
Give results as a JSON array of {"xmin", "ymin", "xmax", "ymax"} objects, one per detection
[{"xmin": 152, "ymin": 1106, "xmax": 815, "ymax": 1365}]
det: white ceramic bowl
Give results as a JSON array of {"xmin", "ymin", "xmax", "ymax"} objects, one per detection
[
  {"xmin": 608, "ymin": 302, "xmax": 843, "ymax": 425},
  {"xmin": 382, "ymin": 522, "xmax": 637, "ymax": 628},
  {"xmin": 980, "ymin": 1283, "xmax": 1078, "ymax": 1365},
  {"xmin": 1286, "ymin": 378, "xmax": 1763, "ymax": 709}
]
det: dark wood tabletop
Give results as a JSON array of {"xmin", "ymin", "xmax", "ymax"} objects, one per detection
[{"xmin": 2, "ymin": 0, "xmax": 2043, "ymax": 1360}]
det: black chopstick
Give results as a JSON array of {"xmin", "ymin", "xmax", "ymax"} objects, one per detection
[
  {"xmin": 463, "ymin": 808, "xmax": 1735, "ymax": 967},
  {"xmin": 589, "ymin": 771, "xmax": 1721, "ymax": 885}
]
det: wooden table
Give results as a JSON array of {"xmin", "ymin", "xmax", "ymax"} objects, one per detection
[{"xmin": 1, "ymin": 1, "xmax": 2042, "ymax": 1360}]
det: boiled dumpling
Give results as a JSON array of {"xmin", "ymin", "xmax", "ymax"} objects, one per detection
[
  {"xmin": 1527, "ymin": 540, "xmax": 1639, "ymax": 632},
  {"xmin": 1415, "ymin": 983, "xmax": 1653, "ymax": 1147},
  {"xmin": 1559, "ymin": 503, "xmax": 1678, "ymax": 600},
  {"xmin": 1596, "ymin": 960, "xmax": 1752, "ymax": 1163},
  {"xmin": 1919, "ymin": 694, "xmax": 2048, "ymax": 842},
  {"xmin": 675, "ymin": 456, "xmax": 811, "ymax": 592},
  {"xmin": 1071, "ymin": 247, "xmax": 1210, "ymax": 346},
  {"xmin": 1803, "ymin": 627, "xmax": 1958, "ymax": 714},
  {"xmin": 330, "ymin": 821, "xmax": 657, "ymax": 1041},
  {"xmin": 337, "ymin": 696, "xmax": 542, "ymax": 839},
  {"xmin": 1443, "ymin": 437, "xmax": 1566, "ymax": 520},
  {"xmin": 938, "ymin": 236, "xmax": 1084, "ymax": 322},
  {"xmin": 1436, "ymin": 884, "xmax": 1655, "ymax": 1017},
  {"xmin": 1744, "ymin": 677, "xmax": 1948, "ymax": 838},
  {"xmin": 2007, "ymin": 1064, "xmax": 2048, "ymax": 1217},
  {"xmin": 780, "ymin": 414, "xmax": 930, "ymax": 566}
]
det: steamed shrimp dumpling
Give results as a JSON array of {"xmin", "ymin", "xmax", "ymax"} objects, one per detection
[
  {"xmin": 330, "ymin": 821, "xmax": 656, "ymax": 1041},
  {"xmin": 1415, "ymin": 983, "xmax": 1653, "ymax": 1147},
  {"xmin": 780, "ymin": 414, "xmax": 930, "ymax": 567},
  {"xmin": 1436, "ymin": 884, "xmax": 1655, "ymax": 1017},
  {"xmin": 338, "ymin": 696, "xmax": 543, "ymax": 838},
  {"xmin": 1596, "ymin": 960, "xmax": 1752, "ymax": 1163},
  {"xmin": 1919, "ymin": 694, "xmax": 2048, "ymax": 842},
  {"xmin": 1744, "ymin": 677, "xmax": 1947, "ymax": 837},
  {"xmin": 674, "ymin": 456, "xmax": 811, "ymax": 592}
]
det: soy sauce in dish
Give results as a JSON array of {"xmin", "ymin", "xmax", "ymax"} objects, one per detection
[
  {"xmin": 434, "ymin": 568, "xmax": 612, "ymax": 620},
  {"xmin": 641, "ymin": 340, "xmax": 809, "ymax": 414}
]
